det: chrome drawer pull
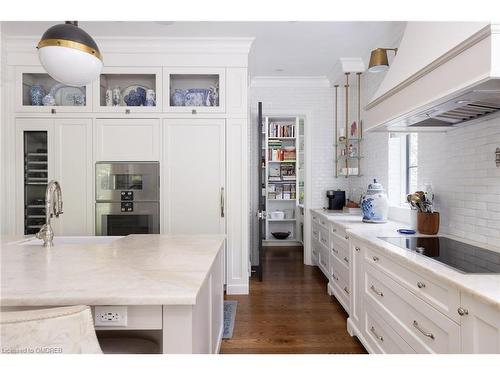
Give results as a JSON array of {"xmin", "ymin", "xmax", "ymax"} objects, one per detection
[
  {"xmin": 313, "ymin": 231, "xmax": 318, "ymax": 236},
  {"xmin": 413, "ymin": 320, "xmax": 435, "ymax": 340},
  {"xmin": 372, "ymin": 256, "xmax": 379, "ymax": 262},
  {"xmin": 343, "ymin": 286, "xmax": 349, "ymax": 295},
  {"xmin": 332, "ymin": 272, "xmax": 339, "ymax": 281},
  {"xmin": 370, "ymin": 326, "xmax": 384, "ymax": 342},
  {"xmin": 345, "ymin": 235, "xmax": 349, "ymax": 240},
  {"xmin": 355, "ymin": 246, "xmax": 360, "ymax": 252},
  {"xmin": 370, "ymin": 285, "xmax": 384, "ymax": 297},
  {"xmin": 457, "ymin": 307, "xmax": 469, "ymax": 316},
  {"xmin": 332, "ymin": 247, "xmax": 338, "ymax": 254},
  {"xmin": 417, "ymin": 281, "xmax": 426, "ymax": 289},
  {"xmin": 343, "ymin": 256, "xmax": 349, "ymax": 264},
  {"xmin": 332, "ymin": 228, "xmax": 337, "ymax": 232}
]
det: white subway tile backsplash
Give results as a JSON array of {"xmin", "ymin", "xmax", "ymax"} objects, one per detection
[{"xmin": 418, "ymin": 116, "xmax": 500, "ymax": 245}]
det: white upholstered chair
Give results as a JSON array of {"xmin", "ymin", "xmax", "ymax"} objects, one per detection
[{"xmin": 0, "ymin": 305, "xmax": 102, "ymax": 354}]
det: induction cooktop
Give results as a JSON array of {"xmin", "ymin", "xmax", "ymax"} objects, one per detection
[{"xmin": 377, "ymin": 236, "xmax": 500, "ymax": 274}]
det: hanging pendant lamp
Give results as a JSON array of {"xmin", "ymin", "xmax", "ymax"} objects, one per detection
[{"xmin": 37, "ymin": 21, "xmax": 103, "ymax": 86}]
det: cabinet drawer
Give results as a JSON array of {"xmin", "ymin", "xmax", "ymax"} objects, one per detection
[
  {"xmin": 318, "ymin": 216, "xmax": 329, "ymax": 229},
  {"xmin": 330, "ymin": 237, "xmax": 349, "ymax": 266},
  {"xmin": 364, "ymin": 262, "xmax": 460, "ymax": 353},
  {"xmin": 311, "ymin": 223, "xmax": 320, "ymax": 241},
  {"xmin": 364, "ymin": 300, "xmax": 416, "ymax": 354},
  {"xmin": 331, "ymin": 254, "xmax": 349, "ymax": 283},
  {"xmin": 332, "ymin": 273, "xmax": 350, "ymax": 313},
  {"xmin": 331, "ymin": 224, "xmax": 350, "ymax": 242},
  {"xmin": 311, "ymin": 239, "xmax": 320, "ymax": 264},
  {"xmin": 318, "ymin": 226, "xmax": 329, "ymax": 248},
  {"xmin": 364, "ymin": 245, "xmax": 460, "ymax": 322}
]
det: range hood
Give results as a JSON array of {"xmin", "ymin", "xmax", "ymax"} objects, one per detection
[{"xmin": 364, "ymin": 22, "xmax": 500, "ymax": 132}]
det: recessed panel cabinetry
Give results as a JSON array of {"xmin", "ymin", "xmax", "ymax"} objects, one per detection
[
  {"xmin": 164, "ymin": 68, "xmax": 225, "ymax": 113},
  {"xmin": 93, "ymin": 67, "xmax": 162, "ymax": 113},
  {"xmin": 161, "ymin": 119, "xmax": 225, "ymax": 235},
  {"xmin": 15, "ymin": 66, "xmax": 92, "ymax": 113},
  {"xmin": 94, "ymin": 119, "xmax": 161, "ymax": 161},
  {"xmin": 15, "ymin": 118, "xmax": 92, "ymax": 236}
]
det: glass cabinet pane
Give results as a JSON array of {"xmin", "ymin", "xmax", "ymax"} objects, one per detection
[
  {"xmin": 169, "ymin": 74, "xmax": 220, "ymax": 107},
  {"xmin": 99, "ymin": 73, "xmax": 157, "ymax": 107},
  {"xmin": 22, "ymin": 73, "xmax": 86, "ymax": 107}
]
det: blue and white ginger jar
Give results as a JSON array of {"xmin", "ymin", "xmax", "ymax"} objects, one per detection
[{"xmin": 361, "ymin": 179, "xmax": 388, "ymax": 223}]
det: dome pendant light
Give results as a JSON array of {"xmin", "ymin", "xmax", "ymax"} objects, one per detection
[
  {"xmin": 37, "ymin": 21, "xmax": 103, "ymax": 86},
  {"xmin": 368, "ymin": 48, "xmax": 398, "ymax": 73}
]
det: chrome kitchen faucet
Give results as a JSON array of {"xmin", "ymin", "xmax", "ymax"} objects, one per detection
[{"xmin": 36, "ymin": 180, "xmax": 63, "ymax": 247}]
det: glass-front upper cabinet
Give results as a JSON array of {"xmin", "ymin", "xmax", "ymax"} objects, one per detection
[
  {"xmin": 164, "ymin": 67, "xmax": 225, "ymax": 113},
  {"xmin": 93, "ymin": 67, "xmax": 163, "ymax": 113},
  {"xmin": 15, "ymin": 66, "xmax": 92, "ymax": 113}
]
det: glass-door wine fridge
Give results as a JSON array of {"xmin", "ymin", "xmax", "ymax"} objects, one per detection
[{"xmin": 23, "ymin": 131, "xmax": 48, "ymax": 234}]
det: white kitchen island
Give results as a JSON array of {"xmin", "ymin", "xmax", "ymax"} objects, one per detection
[{"xmin": 0, "ymin": 234, "xmax": 225, "ymax": 354}]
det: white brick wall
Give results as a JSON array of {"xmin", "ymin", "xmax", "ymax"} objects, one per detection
[{"xmin": 418, "ymin": 118, "xmax": 500, "ymax": 246}]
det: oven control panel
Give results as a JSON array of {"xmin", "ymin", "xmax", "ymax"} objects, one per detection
[
  {"xmin": 121, "ymin": 202, "xmax": 133, "ymax": 212},
  {"xmin": 121, "ymin": 191, "xmax": 134, "ymax": 201}
]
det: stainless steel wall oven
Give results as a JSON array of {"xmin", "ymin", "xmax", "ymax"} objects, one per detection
[{"xmin": 95, "ymin": 162, "xmax": 159, "ymax": 236}]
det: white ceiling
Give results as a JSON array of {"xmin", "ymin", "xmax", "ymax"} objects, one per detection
[{"xmin": 1, "ymin": 21, "xmax": 405, "ymax": 77}]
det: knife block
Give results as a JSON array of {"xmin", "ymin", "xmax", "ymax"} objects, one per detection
[{"xmin": 417, "ymin": 212, "xmax": 440, "ymax": 235}]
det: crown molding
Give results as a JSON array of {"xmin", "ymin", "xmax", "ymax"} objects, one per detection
[
  {"xmin": 250, "ymin": 76, "xmax": 331, "ymax": 88},
  {"xmin": 3, "ymin": 36, "xmax": 255, "ymax": 55}
]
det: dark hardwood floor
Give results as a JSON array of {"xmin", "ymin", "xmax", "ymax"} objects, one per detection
[{"xmin": 220, "ymin": 246, "xmax": 367, "ymax": 354}]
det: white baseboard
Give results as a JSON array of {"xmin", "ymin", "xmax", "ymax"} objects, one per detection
[
  {"xmin": 214, "ymin": 324, "xmax": 223, "ymax": 354},
  {"xmin": 225, "ymin": 283, "xmax": 249, "ymax": 295}
]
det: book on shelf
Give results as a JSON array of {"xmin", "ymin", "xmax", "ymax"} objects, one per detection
[{"xmin": 268, "ymin": 122, "xmax": 296, "ymax": 138}]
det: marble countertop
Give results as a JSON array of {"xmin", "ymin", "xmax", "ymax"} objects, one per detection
[
  {"xmin": 1, "ymin": 234, "xmax": 225, "ymax": 307},
  {"xmin": 310, "ymin": 208, "xmax": 500, "ymax": 309}
]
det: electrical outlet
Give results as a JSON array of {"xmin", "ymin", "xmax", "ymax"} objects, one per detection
[{"xmin": 94, "ymin": 306, "xmax": 128, "ymax": 327}]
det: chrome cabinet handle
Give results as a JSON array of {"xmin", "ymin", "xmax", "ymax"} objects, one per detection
[
  {"xmin": 220, "ymin": 187, "xmax": 225, "ymax": 218},
  {"xmin": 457, "ymin": 307, "xmax": 469, "ymax": 316},
  {"xmin": 313, "ymin": 231, "xmax": 318, "ymax": 236},
  {"xmin": 332, "ymin": 228, "xmax": 337, "ymax": 232},
  {"xmin": 343, "ymin": 286, "xmax": 349, "ymax": 295},
  {"xmin": 331, "ymin": 247, "xmax": 338, "ymax": 254},
  {"xmin": 372, "ymin": 256, "xmax": 380, "ymax": 262},
  {"xmin": 355, "ymin": 246, "xmax": 360, "ymax": 252},
  {"xmin": 343, "ymin": 256, "xmax": 349, "ymax": 264},
  {"xmin": 370, "ymin": 285, "xmax": 384, "ymax": 297},
  {"xmin": 332, "ymin": 272, "xmax": 339, "ymax": 281},
  {"xmin": 370, "ymin": 326, "xmax": 384, "ymax": 342},
  {"xmin": 413, "ymin": 320, "xmax": 435, "ymax": 340},
  {"xmin": 345, "ymin": 235, "xmax": 349, "ymax": 240},
  {"xmin": 417, "ymin": 281, "xmax": 426, "ymax": 289}
]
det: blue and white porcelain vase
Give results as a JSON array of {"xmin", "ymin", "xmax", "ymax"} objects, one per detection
[
  {"xmin": 145, "ymin": 89, "xmax": 156, "ymax": 106},
  {"xmin": 361, "ymin": 179, "xmax": 389, "ymax": 223},
  {"xmin": 30, "ymin": 85, "xmax": 45, "ymax": 106}
]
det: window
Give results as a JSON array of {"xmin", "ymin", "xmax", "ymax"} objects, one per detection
[
  {"xmin": 388, "ymin": 133, "xmax": 418, "ymax": 206},
  {"xmin": 406, "ymin": 133, "xmax": 418, "ymax": 195}
]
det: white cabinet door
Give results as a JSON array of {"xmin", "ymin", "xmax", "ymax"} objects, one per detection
[
  {"xmin": 461, "ymin": 293, "xmax": 500, "ymax": 353},
  {"xmin": 53, "ymin": 119, "xmax": 93, "ymax": 235},
  {"xmin": 162, "ymin": 119, "xmax": 225, "ymax": 234},
  {"xmin": 94, "ymin": 119, "xmax": 160, "ymax": 161}
]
